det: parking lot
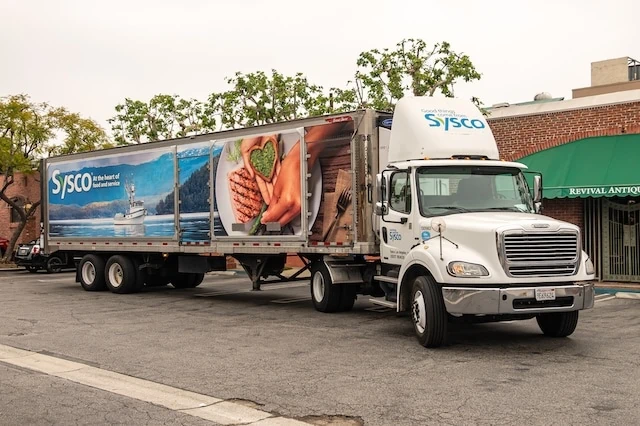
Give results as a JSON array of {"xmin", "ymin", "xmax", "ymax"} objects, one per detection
[{"xmin": 1, "ymin": 269, "xmax": 639, "ymax": 426}]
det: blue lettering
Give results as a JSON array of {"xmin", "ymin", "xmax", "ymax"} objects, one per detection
[
  {"xmin": 424, "ymin": 113, "xmax": 486, "ymax": 131},
  {"xmin": 471, "ymin": 119, "xmax": 485, "ymax": 129},
  {"xmin": 424, "ymin": 113, "xmax": 440, "ymax": 128}
]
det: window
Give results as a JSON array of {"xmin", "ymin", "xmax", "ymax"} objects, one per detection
[
  {"xmin": 389, "ymin": 171, "xmax": 411, "ymax": 214},
  {"xmin": 10, "ymin": 197, "xmax": 24, "ymax": 223}
]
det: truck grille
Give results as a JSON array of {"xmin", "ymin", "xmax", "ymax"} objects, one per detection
[{"xmin": 501, "ymin": 232, "xmax": 579, "ymax": 277}]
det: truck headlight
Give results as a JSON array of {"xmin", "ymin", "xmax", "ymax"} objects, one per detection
[
  {"xmin": 585, "ymin": 256, "xmax": 595, "ymax": 275},
  {"xmin": 447, "ymin": 261, "xmax": 489, "ymax": 277}
]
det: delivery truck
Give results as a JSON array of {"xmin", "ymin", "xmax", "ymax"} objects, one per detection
[{"xmin": 40, "ymin": 96, "xmax": 595, "ymax": 347}]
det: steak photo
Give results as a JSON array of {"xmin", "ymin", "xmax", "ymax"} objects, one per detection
[{"xmin": 228, "ymin": 167, "xmax": 263, "ymax": 223}]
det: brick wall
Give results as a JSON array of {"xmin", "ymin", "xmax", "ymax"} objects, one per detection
[
  {"xmin": 0, "ymin": 171, "xmax": 42, "ymax": 245},
  {"xmin": 487, "ymin": 100, "xmax": 640, "ymax": 231},
  {"xmin": 488, "ymin": 101, "xmax": 640, "ymax": 161},
  {"xmin": 539, "ymin": 198, "xmax": 583, "ymax": 230}
]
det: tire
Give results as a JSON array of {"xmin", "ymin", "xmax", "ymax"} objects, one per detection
[
  {"xmin": 78, "ymin": 255, "xmax": 107, "ymax": 291},
  {"xmin": 46, "ymin": 256, "xmax": 64, "ymax": 274},
  {"xmin": 339, "ymin": 285, "xmax": 357, "ymax": 312},
  {"xmin": 310, "ymin": 261, "xmax": 342, "ymax": 313},
  {"xmin": 145, "ymin": 274, "xmax": 170, "ymax": 287},
  {"xmin": 411, "ymin": 275, "xmax": 448, "ymax": 348},
  {"xmin": 26, "ymin": 266, "xmax": 39, "ymax": 273},
  {"xmin": 536, "ymin": 311, "xmax": 579, "ymax": 337},
  {"xmin": 171, "ymin": 272, "xmax": 205, "ymax": 289},
  {"xmin": 105, "ymin": 255, "xmax": 140, "ymax": 294}
]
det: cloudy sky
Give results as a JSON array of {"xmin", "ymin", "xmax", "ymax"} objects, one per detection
[{"xmin": 1, "ymin": 0, "xmax": 638, "ymax": 134}]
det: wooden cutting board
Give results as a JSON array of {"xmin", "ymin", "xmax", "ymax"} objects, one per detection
[{"xmin": 322, "ymin": 169, "xmax": 353, "ymax": 242}]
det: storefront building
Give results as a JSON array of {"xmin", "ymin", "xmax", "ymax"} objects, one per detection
[{"xmin": 487, "ymin": 57, "xmax": 640, "ymax": 283}]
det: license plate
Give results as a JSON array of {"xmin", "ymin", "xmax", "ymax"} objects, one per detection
[{"xmin": 535, "ymin": 288, "xmax": 556, "ymax": 301}]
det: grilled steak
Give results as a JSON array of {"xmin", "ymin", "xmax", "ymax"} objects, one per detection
[{"xmin": 228, "ymin": 168, "xmax": 263, "ymax": 223}]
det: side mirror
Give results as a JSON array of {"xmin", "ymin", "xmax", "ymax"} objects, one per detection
[
  {"xmin": 534, "ymin": 202, "xmax": 543, "ymax": 214},
  {"xmin": 374, "ymin": 173, "xmax": 388, "ymax": 216},
  {"xmin": 533, "ymin": 175, "xmax": 542, "ymax": 203},
  {"xmin": 533, "ymin": 174, "xmax": 543, "ymax": 214}
]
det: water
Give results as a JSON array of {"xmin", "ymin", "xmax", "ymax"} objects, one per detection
[{"xmin": 49, "ymin": 212, "xmax": 226, "ymax": 241}]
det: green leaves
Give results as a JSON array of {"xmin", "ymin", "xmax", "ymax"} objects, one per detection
[
  {"xmin": 0, "ymin": 94, "xmax": 110, "ymax": 261},
  {"xmin": 212, "ymin": 69, "xmax": 355, "ymax": 129},
  {"xmin": 354, "ymin": 38, "xmax": 482, "ymax": 111},
  {"xmin": 108, "ymin": 95, "xmax": 216, "ymax": 145},
  {"xmin": 108, "ymin": 38, "xmax": 482, "ymax": 138}
]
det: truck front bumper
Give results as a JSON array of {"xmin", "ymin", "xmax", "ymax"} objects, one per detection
[{"xmin": 441, "ymin": 283, "xmax": 595, "ymax": 315}]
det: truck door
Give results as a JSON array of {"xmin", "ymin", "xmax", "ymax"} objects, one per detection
[{"xmin": 380, "ymin": 169, "xmax": 417, "ymax": 265}]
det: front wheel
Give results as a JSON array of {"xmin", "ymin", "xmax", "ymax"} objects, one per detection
[
  {"xmin": 536, "ymin": 311, "xmax": 579, "ymax": 337},
  {"xmin": 411, "ymin": 275, "xmax": 448, "ymax": 348}
]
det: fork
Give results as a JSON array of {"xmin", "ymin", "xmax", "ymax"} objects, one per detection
[{"xmin": 322, "ymin": 188, "xmax": 352, "ymax": 241}]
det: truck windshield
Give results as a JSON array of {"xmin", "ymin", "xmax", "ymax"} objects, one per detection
[{"xmin": 416, "ymin": 166, "xmax": 535, "ymax": 217}]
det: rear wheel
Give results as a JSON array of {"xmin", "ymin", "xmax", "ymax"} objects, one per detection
[
  {"xmin": 105, "ymin": 255, "xmax": 141, "ymax": 294},
  {"xmin": 536, "ymin": 311, "xmax": 579, "ymax": 337},
  {"xmin": 171, "ymin": 272, "xmax": 205, "ymax": 289},
  {"xmin": 145, "ymin": 274, "xmax": 170, "ymax": 287},
  {"xmin": 411, "ymin": 275, "xmax": 447, "ymax": 348},
  {"xmin": 78, "ymin": 255, "xmax": 106, "ymax": 291},
  {"xmin": 46, "ymin": 256, "xmax": 64, "ymax": 274}
]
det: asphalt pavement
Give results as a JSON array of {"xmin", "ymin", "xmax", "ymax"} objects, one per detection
[{"xmin": 1, "ymin": 269, "xmax": 639, "ymax": 425}]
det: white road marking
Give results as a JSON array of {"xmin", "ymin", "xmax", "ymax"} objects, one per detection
[
  {"xmin": 595, "ymin": 295, "xmax": 616, "ymax": 303},
  {"xmin": 0, "ymin": 343, "xmax": 310, "ymax": 425},
  {"xmin": 182, "ymin": 401, "xmax": 271, "ymax": 425},
  {"xmin": 615, "ymin": 292, "xmax": 640, "ymax": 300}
]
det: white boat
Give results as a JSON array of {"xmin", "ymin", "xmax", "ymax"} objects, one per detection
[{"xmin": 114, "ymin": 181, "xmax": 147, "ymax": 225}]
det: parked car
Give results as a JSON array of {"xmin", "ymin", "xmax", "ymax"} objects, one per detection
[
  {"xmin": 0, "ymin": 237, "xmax": 8, "ymax": 257},
  {"xmin": 14, "ymin": 240, "xmax": 75, "ymax": 273}
]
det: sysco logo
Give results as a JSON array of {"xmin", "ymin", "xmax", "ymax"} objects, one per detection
[
  {"xmin": 424, "ymin": 113, "xmax": 486, "ymax": 131},
  {"xmin": 51, "ymin": 169, "xmax": 93, "ymax": 200}
]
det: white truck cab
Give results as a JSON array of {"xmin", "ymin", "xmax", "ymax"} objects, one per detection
[{"xmin": 372, "ymin": 96, "xmax": 595, "ymax": 347}]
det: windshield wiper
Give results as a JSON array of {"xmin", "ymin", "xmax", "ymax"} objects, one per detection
[
  {"xmin": 478, "ymin": 207, "xmax": 528, "ymax": 212},
  {"xmin": 427, "ymin": 206, "xmax": 470, "ymax": 213}
]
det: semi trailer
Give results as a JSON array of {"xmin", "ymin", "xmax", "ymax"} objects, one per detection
[{"xmin": 40, "ymin": 96, "xmax": 595, "ymax": 347}]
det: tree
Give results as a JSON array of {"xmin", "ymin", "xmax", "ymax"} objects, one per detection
[
  {"xmin": 353, "ymin": 38, "xmax": 482, "ymax": 111},
  {"xmin": 0, "ymin": 94, "xmax": 110, "ymax": 261},
  {"xmin": 108, "ymin": 94, "xmax": 217, "ymax": 145},
  {"xmin": 212, "ymin": 69, "xmax": 356, "ymax": 129}
]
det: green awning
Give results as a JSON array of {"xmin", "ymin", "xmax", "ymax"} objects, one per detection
[{"xmin": 518, "ymin": 134, "xmax": 640, "ymax": 199}]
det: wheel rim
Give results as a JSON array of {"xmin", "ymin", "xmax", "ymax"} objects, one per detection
[
  {"xmin": 412, "ymin": 290, "xmax": 427, "ymax": 334},
  {"xmin": 312, "ymin": 271, "xmax": 325, "ymax": 302},
  {"xmin": 108, "ymin": 263, "xmax": 124, "ymax": 288},
  {"xmin": 81, "ymin": 262, "xmax": 96, "ymax": 284}
]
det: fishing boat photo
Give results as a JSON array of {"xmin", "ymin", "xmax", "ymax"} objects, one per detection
[{"xmin": 114, "ymin": 180, "xmax": 147, "ymax": 225}]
